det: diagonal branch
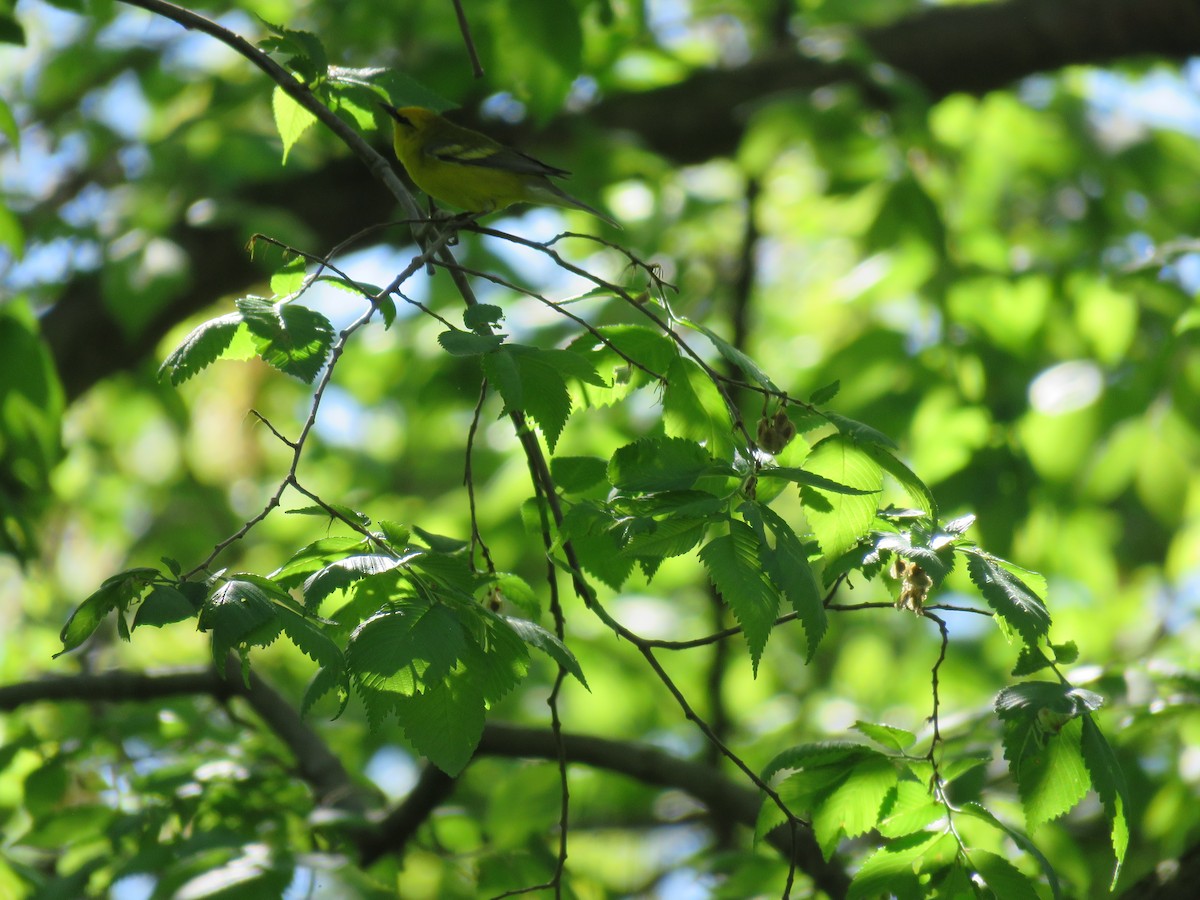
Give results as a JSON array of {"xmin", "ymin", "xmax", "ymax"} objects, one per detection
[
  {"xmin": 39, "ymin": 0, "xmax": 1200, "ymax": 398},
  {"xmin": 0, "ymin": 666, "xmax": 851, "ymax": 896}
]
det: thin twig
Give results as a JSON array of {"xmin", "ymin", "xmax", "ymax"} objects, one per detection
[
  {"xmin": 183, "ymin": 233, "xmax": 457, "ymax": 580},
  {"xmin": 511, "ymin": 417, "xmax": 804, "ymax": 898},
  {"xmin": 511, "ymin": 417, "xmax": 572, "ymax": 899},
  {"xmin": 116, "ymin": 0, "xmax": 424, "ymax": 221},
  {"xmin": 646, "ymin": 576, "xmax": 849, "ymax": 650},
  {"xmin": 467, "ymin": 225, "xmax": 755, "ymax": 445},
  {"xmin": 922, "ymin": 611, "xmax": 950, "ymax": 785},
  {"xmin": 432, "ymin": 257, "xmax": 667, "ymax": 383},
  {"xmin": 450, "ymin": 0, "xmax": 485, "ymax": 78},
  {"xmin": 249, "ymin": 409, "xmax": 297, "ymax": 449},
  {"xmin": 465, "ymin": 379, "xmax": 496, "ymax": 575}
]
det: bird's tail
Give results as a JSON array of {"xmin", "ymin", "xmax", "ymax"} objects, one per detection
[{"xmin": 527, "ymin": 181, "xmax": 620, "ymax": 229}]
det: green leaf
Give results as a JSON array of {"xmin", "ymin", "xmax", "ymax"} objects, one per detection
[
  {"xmin": 1011, "ymin": 645, "xmax": 1053, "ymax": 676},
  {"xmin": 759, "ymin": 743, "xmax": 901, "ymax": 860},
  {"xmin": 568, "ymin": 324, "xmax": 675, "ymax": 407},
  {"xmin": 412, "ymin": 526, "xmax": 468, "ymax": 553},
  {"xmin": 522, "ymin": 349, "xmax": 598, "ymax": 450},
  {"xmin": 758, "ymin": 466, "xmax": 877, "ymax": 495},
  {"xmin": 172, "ymin": 843, "xmax": 294, "ymax": 898},
  {"xmin": 809, "ymin": 380, "xmax": 840, "ymax": 405},
  {"xmin": 942, "ymin": 513, "xmax": 975, "ymax": 535},
  {"xmin": 200, "ymin": 577, "xmax": 287, "ymax": 667},
  {"xmin": 700, "ymin": 521, "xmax": 779, "ymax": 675},
  {"xmin": 965, "ymin": 551, "xmax": 1051, "ymax": 646},
  {"xmin": 485, "ymin": 346, "xmax": 603, "ymax": 451},
  {"xmin": 558, "ymin": 503, "xmax": 635, "ymax": 590},
  {"xmin": 133, "ymin": 584, "xmax": 198, "ymax": 629},
  {"xmin": 999, "ymin": 708, "xmax": 1091, "ymax": 831},
  {"xmin": 0, "ymin": 95, "xmax": 17, "ymax": 149},
  {"xmin": 458, "ymin": 608, "xmax": 531, "ymax": 704},
  {"xmin": 677, "ymin": 315, "xmax": 780, "ymax": 393},
  {"xmin": 482, "ymin": 572, "xmax": 541, "ymax": 617},
  {"xmin": 959, "ymin": 802, "xmax": 1062, "ymax": 899},
  {"xmin": 853, "ymin": 721, "xmax": 916, "ymax": 752},
  {"xmin": 747, "ymin": 502, "xmax": 825, "ymax": 659},
  {"xmin": 877, "ymin": 781, "xmax": 945, "ymax": 838},
  {"xmin": 618, "ymin": 516, "xmax": 709, "ymax": 560},
  {"xmin": 823, "ymin": 412, "xmax": 898, "ymax": 448},
  {"xmin": 339, "ymin": 68, "xmax": 452, "ymax": 112},
  {"xmin": 348, "ymin": 604, "xmax": 466, "ymax": 698},
  {"xmin": 995, "ymin": 681, "xmax": 1104, "ymax": 721},
  {"xmin": 23, "ymin": 757, "xmax": 68, "ymax": 816},
  {"xmin": 302, "ymin": 664, "xmax": 350, "ymax": 719},
  {"xmin": 275, "ymin": 604, "xmax": 343, "ymax": 668},
  {"xmin": 972, "ymin": 849, "xmax": 1041, "ymax": 900},
  {"xmin": 502, "ymin": 616, "xmax": 588, "ymax": 689},
  {"xmin": 258, "ymin": 19, "xmax": 328, "ymax": 81},
  {"xmin": 56, "ymin": 568, "xmax": 159, "ymax": 657},
  {"xmin": 158, "ymin": 313, "xmax": 243, "ymax": 385},
  {"xmin": 378, "ymin": 520, "xmax": 411, "ymax": 548},
  {"xmin": 438, "ymin": 329, "xmax": 505, "ymax": 356},
  {"xmin": 609, "ymin": 436, "xmax": 729, "ymax": 492},
  {"xmin": 762, "ymin": 741, "xmax": 874, "ymax": 783},
  {"xmin": 463, "ymin": 304, "xmax": 504, "ymax": 331},
  {"xmin": 661, "ymin": 356, "xmax": 735, "ymax": 461},
  {"xmin": 865, "ymin": 174, "xmax": 946, "ymax": 257},
  {"xmin": 272, "ymin": 84, "xmax": 316, "ymax": 165},
  {"xmin": 613, "ymin": 489, "xmax": 726, "ymax": 519},
  {"xmin": 271, "ymin": 537, "xmax": 368, "ymax": 588},
  {"xmin": 811, "ymin": 753, "xmax": 898, "ymax": 858},
  {"xmin": 535, "ymin": 348, "xmax": 608, "ymax": 388},
  {"xmin": 1051, "ymin": 640, "xmax": 1079, "ymax": 664},
  {"xmin": 860, "ymin": 443, "xmax": 938, "ymax": 518},
  {"xmin": 0, "ymin": 201, "xmax": 23, "ymax": 258},
  {"xmin": 801, "ymin": 435, "xmax": 884, "ymax": 560},
  {"xmin": 848, "ymin": 831, "xmax": 944, "ymax": 900},
  {"xmin": 550, "ymin": 455, "xmax": 609, "ymax": 493},
  {"xmin": 18, "ymin": 805, "xmax": 114, "ymax": 851},
  {"xmin": 1080, "ymin": 714, "xmax": 1130, "ymax": 887},
  {"xmin": 327, "ymin": 80, "xmax": 378, "ymax": 129},
  {"xmin": 392, "ymin": 677, "xmax": 486, "ymax": 776},
  {"xmin": 410, "ymin": 550, "xmax": 476, "ymax": 596},
  {"xmin": 302, "ymin": 553, "xmax": 409, "ymax": 610},
  {"xmin": 237, "ymin": 297, "xmax": 335, "ymax": 383},
  {"xmin": 270, "ymin": 254, "xmax": 307, "ymax": 295}
]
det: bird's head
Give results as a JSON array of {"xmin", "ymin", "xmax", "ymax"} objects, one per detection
[{"xmin": 379, "ymin": 104, "xmax": 436, "ymax": 132}]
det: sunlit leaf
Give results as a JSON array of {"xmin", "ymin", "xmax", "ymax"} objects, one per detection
[
  {"xmin": 159, "ymin": 314, "xmax": 244, "ymax": 385},
  {"xmin": 700, "ymin": 520, "xmax": 780, "ymax": 674},
  {"xmin": 502, "ymin": 615, "xmax": 588, "ymax": 689},
  {"xmin": 801, "ymin": 435, "xmax": 883, "ymax": 560},
  {"xmin": 1080, "ymin": 714, "xmax": 1130, "ymax": 887},
  {"xmin": 965, "ymin": 551, "xmax": 1051, "ymax": 646}
]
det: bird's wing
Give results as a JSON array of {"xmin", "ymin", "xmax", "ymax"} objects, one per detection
[{"xmin": 424, "ymin": 132, "xmax": 571, "ymax": 179}]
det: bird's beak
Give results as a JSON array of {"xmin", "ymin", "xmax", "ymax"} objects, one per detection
[{"xmin": 377, "ymin": 102, "xmax": 406, "ymax": 124}]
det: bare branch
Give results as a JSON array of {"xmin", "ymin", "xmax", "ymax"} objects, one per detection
[{"xmin": 0, "ymin": 668, "xmax": 852, "ymax": 895}]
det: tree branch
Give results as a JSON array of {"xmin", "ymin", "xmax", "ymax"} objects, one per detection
[
  {"xmin": 0, "ymin": 667, "xmax": 851, "ymax": 896},
  {"xmin": 0, "ymin": 665, "xmax": 374, "ymax": 812},
  {"xmin": 37, "ymin": 0, "xmax": 1200, "ymax": 399},
  {"xmin": 478, "ymin": 722, "xmax": 851, "ymax": 899},
  {"xmin": 358, "ymin": 763, "xmax": 457, "ymax": 867},
  {"xmin": 588, "ymin": 0, "xmax": 1200, "ymax": 164}
]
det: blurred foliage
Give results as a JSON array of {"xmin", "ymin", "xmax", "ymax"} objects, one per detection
[{"xmin": 3, "ymin": 0, "xmax": 1200, "ymax": 898}]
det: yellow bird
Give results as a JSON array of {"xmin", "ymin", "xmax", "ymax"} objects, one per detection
[{"xmin": 380, "ymin": 104, "xmax": 617, "ymax": 227}]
